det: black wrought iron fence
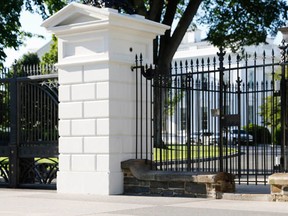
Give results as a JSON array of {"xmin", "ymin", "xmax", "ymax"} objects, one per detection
[
  {"xmin": 0, "ymin": 64, "xmax": 58, "ymax": 188},
  {"xmin": 133, "ymin": 49, "xmax": 283, "ymax": 184}
]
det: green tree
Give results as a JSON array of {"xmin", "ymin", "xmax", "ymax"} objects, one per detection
[
  {"xmin": 11, "ymin": 52, "xmax": 40, "ymax": 76},
  {"xmin": 2, "ymin": 1, "xmax": 286, "ymax": 69},
  {"xmin": 259, "ymin": 67, "xmax": 284, "ymax": 145},
  {"xmin": 0, "ymin": 0, "xmax": 67, "ymax": 65},
  {"xmin": 14, "ymin": 52, "xmax": 40, "ymax": 66},
  {"xmin": 41, "ymin": 35, "xmax": 58, "ymax": 65}
]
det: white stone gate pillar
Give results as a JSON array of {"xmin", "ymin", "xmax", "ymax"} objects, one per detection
[{"xmin": 42, "ymin": 2, "xmax": 168, "ymax": 194}]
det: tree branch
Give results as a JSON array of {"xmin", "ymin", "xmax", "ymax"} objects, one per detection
[
  {"xmin": 148, "ymin": 0, "xmax": 164, "ymax": 22},
  {"xmin": 131, "ymin": 0, "xmax": 147, "ymax": 16},
  {"xmin": 159, "ymin": 0, "xmax": 202, "ymax": 66},
  {"xmin": 162, "ymin": 0, "xmax": 180, "ymax": 26}
]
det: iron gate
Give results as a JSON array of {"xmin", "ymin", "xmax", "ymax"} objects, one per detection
[
  {"xmin": 134, "ymin": 47, "xmax": 286, "ymax": 185},
  {"xmin": 0, "ymin": 65, "xmax": 58, "ymax": 188}
]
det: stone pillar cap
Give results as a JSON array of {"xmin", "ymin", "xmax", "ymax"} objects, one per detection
[{"xmin": 42, "ymin": 2, "xmax": 169, "ymax": 36}]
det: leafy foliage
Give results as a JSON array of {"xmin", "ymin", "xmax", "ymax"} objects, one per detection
[
  {"xmin": 41, "ymin": 35, "xmax": 58, "ymax": 65},
  {"xmin": 0, "ymin": 0, "xmax": 23, "ymax": 63},
  {"xmin": 0, "ymin": 0, "xmax": 67, "ymax": 65},
  {"xmin": 83, "ymin": 0, "xmax": 136, "ymax": 14},
  {"xmin": 2, "ymin": 0, "xmax": 288, "ymax": 69},
  {"xmin": 244, "ymin": 124, "xmax": 272, "ymax": 144},
  {"xmin": 14, "ymin": 52, "xmax": 40, "ymax": 66},
  {"xmin": 12, "ymin": 52, "xmax": 40, "ymax": 76},
  {"xmin": 200, "ymin": 0, "xmax": 287, "ymax": 52},
  {"xmin": 259, "ymin": 67, "xmax": 285, "ymax": 145}
]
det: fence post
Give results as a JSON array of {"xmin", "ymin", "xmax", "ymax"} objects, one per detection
[
  {"xmin": 9, "ymin": 66, "xmax": 18, "ymax": 187},
  {"xmin": 279, "ymin": 39, "xmax": 288, "ymax": 172},
  {"xmin": 42, "ymin": 2, "xmax": 168, "ymax": 195},
  {"xmin": 217, "ymin": 47, "xmax": 226, "ymax": 172}
]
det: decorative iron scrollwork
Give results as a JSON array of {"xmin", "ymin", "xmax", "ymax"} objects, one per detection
[
  {"xmin": 20, "ymin": 158, "xmax": 58, "ymax": 184},
  {"xmin": 0, "ymin": 158, "xmax": 9, "ymax": 183}
]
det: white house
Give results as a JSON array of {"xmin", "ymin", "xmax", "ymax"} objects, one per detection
[{"xmin": 163, "ymin": 30, "xmax": 281, "ymax": 142}]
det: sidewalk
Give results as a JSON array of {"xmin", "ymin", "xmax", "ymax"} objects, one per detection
[
  {"xmin": 222, "ymin": 184, "xmax": 272, "ymax": 201},
  {"xmin": 0, "ymin": 188, "xmax": 287, "ymax": 216}
]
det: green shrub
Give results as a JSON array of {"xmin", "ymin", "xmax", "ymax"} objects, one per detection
[{"xmin": 244, "ymin": 124, "xmax": 271, "ymax": 144}]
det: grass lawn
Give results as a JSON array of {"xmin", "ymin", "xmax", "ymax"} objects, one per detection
[
  {"xmin": 0, "ymin": 157, "xmax": 58, "ymax": 165},
  {"xmin": 154, "ymin": 144, "xmax": 237, "ymax": 161},
  {"xmin": 0, "ymin": 146, "xmax": 236, "ymax": 167}
]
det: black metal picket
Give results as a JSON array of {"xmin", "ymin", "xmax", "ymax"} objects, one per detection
[
  {"xmin": 0, "ymin": 65, "xmax": 58, "ymax": 188},
  {"xmin": 134, "ymin": 48, "xmax": 284, "ymax": 185}
]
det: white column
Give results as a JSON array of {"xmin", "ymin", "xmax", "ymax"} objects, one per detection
[{"xmin": 42, "ymin": 2, "xmax": 169, "ymax": 194}]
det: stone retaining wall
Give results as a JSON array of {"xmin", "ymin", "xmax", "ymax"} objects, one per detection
[
  {"xmin": 269, "ymin": 173, "xmax": 288, "ymax": 202},
  {"xmin": 121, "ymin": 159, "xmax": 235, "ymax": 199}
]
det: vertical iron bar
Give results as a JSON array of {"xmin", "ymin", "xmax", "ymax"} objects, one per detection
[
  {"xmin": 245, "ymin": 53, "xmax": 250, "ymax": 184},
  {"xmin": 145, "ymin": 65, "xmax": 148, "ymax": 163},
  {"xmin": 217, "ymin": 47, "xmax": 226, "ymax": 172},
  {"xmin": 150, "ymin": 72, "xmax": 153, "ymax": 166},
  {"xmin": 279, "ymin": 40, "xmax": 288, "ymax": 172},
  {"xmin": 135, "ymin": 55, "xmax": 138, "ymax": 159},
  {"xmin": 9, "ymin": 67, "xmax": 18, "ymax": 187},
  {"xmin": 186, "ymin": 74, "xmax": 191, "ymax": 172}
]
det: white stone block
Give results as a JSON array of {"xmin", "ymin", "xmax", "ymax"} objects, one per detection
[
  {"xmin": 57, "ymin": 171, "xmax": 123, "ymax": 195},
  {"xmin": 121, "ymin": 136, "xmax": 136, "ymax": 154},
  {"xmin": 96, "ymin": 82, "xmax": 109, "ymax": 99},
  {"xmin": 59, "ymin": 102, "xmax": 83, "ymax": 119},
  {"xmin": 57, "ymin": 171, "xmax": 109, "ymax": 194},
  {"xmin": 110, "ymin": 118, "xmax": 133, "ymax": 135},
  {"xmin": 109, "ymin": 82, "xmax": 130, "ymax": 100},
  {"xmin": 58, "ymin": 67, "xmax": 83, "ymax": 84},
  {"xmin": 59, "ymin": 120, "xmax": 71, "ymax": 136},
  {"xmin": 84, "ymin": 100, "xmax": 109, "ymax": 118},
  {"xmin": 110, "ymin": 100, "xmax": 134, "ymax": 118},
  {"xmin": 96, "ymin": 154, "xmax": 109, "ymax": 172},
  {"xmin": 96, "ymin": 118, "xmax": 109, "ymax": 135},
  {"xmin": 84, "ymin": 137, "xmax": 109, "ymax": 153},
  {"xmin": 109, "ymin": 63, "xmax": 134, "ymax": 83},
  {"xmin": 108, "ymin": 171, "xmax": 124, "ymax": 194},
  {"xmin": 83, "ymin": 64, "xmax": 109, "ymax": 82},
  {"xmin": 59, "ymin": 85, "xmax": 71, "ymax": 102},
  {"xmin": 63, "ymin": 38, "xmax": 105, "ymax": 58},
  {"xmin": 59, "ymin": 154, "xmax": 71, "ymax": 171},
  {"xmin": 109, "ymin": 154, "xmax": 122, "ymax": 172},
  {"xmin": 71, "ymin": 155, "xmax": 96, "ymax": 171},
  {"xmin": 71, "ymin": 119, "xmax": 96, "ymax": 136},
  {"xmin": 59, "ymin": 137, "xmax": 83, "ymax": 153},
  {"xmin": 109, "ymin": 137, "xmax": 123, "ymax": 153},
  {"xmin": 71, "ymin": 83, "xmax": 96, "ymax": 101},
  {"xmin": 96, "ymin": 154, "xmax": 121, "ymax": 172}
]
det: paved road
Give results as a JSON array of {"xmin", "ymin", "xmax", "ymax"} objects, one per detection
[{"xmin": 0, "ymin": 188, "xmax": 287, "ymax": 216}]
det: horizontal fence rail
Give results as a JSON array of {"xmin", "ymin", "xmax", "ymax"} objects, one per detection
[{"xmin": 134, "ymin": 49, "xmax": 284, "ymax": 185}]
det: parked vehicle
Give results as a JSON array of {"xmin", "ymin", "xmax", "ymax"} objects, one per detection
[
  {"xmin": 228, "ymin": 129, "xmax": 253, "ymax": 145},
  {"xmin": 210, "ymin": 129, "xmax": 253, "ymax": 145}
]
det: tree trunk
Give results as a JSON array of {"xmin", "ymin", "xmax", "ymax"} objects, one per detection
[{"xmin": 152, "ymin": 0, "xmax": 202, "ymax": 147}]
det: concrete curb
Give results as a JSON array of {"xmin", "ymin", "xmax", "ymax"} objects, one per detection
[{"xmin": 222, "ymin": 193, "xmax": 272, "ymax": 201}]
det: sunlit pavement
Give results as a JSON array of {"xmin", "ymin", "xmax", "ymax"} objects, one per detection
[{"xmin": 0, "ymin": 188, "xmax": 287, "ymax": 216}]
